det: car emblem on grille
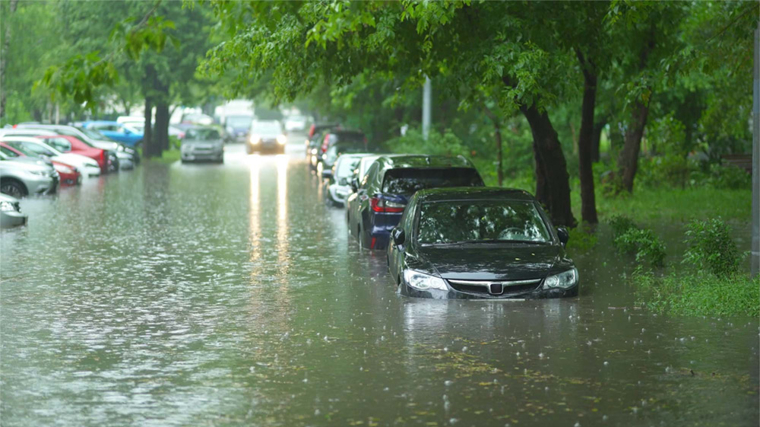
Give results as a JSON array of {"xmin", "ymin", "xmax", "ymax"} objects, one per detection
[{"xmin": 489, "ymin": 283, "xmax": 503, "ymax": 295}]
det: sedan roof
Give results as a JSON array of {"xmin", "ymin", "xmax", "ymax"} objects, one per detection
[
  {"xmin": 375, "ymin": 154, "xmax": 475, "ymax": 170},
  {"xmin": 414, "ymin": 187, "xmax": 537, "ymax": 203}
]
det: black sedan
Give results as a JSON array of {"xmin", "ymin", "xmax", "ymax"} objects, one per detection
[{"xmin": 387, "ymin": 187, "xmax": 578, "ymax": 299}]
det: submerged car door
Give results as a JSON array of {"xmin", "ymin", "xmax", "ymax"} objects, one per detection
[{"xmin": 389, "ymin": 196, "xmax": 416, "ymax": 281}]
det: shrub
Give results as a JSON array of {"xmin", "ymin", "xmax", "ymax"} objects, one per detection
[
  {"xmin": 634, "ymin": 269, "xmax": 759, "ymax": 317},
  {"xmin": 567, "ymin": 223, "xmax": 598, "ymax": 252},
  {"xmin": 614, "ymin": 228, "xmax": 666, "ymax": 267},
  {"xmin": 683, "ymin": 218, "xmax": 742, "ymax": 277},
  {"xmin": 608, "ymin": 215, "xmax": 639, "ymax": 239},
  {"xmin": 386, "ymin": 129, "xmax": 468, "ymax": 157},
  {"xmin": 690, "ymin": 163, "xmax": 751, "ymax": 190}
]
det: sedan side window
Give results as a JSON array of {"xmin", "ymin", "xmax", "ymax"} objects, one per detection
[
  {"xmin": 47, "ymin": 138, "xmax": 71, "ymax": 152},
  {"xmin": 0, "ymin": 146, "xmax": 18, "ymax": 157}
]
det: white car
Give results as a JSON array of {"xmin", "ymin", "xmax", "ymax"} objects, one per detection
[
  {"xmin": 1, "ymin": 137, "xmax": 101, "ymax": 177},
  {"xmin": 285, "ymin": 115, "xmax": 308, "ymax": 132}
]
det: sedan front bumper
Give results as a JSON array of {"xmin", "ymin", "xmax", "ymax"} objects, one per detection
[
  {"xmin": 400, "ymin": 282, "xmax": 578, "ymax": 300},
  {"xmin": 1, "ymin": 210, "xmax": 27, "ymax": 228}
]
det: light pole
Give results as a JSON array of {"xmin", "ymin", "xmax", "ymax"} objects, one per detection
[
  {"xmin": 752, "ymin": 22, "xmax": 759, "ymax": 276},
  {"xmin": 422, "ymin": 76, "xmax": 431, "ymax": 141}
]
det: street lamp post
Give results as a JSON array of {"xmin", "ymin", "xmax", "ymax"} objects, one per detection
[
  {"xmin": 422, "ymin": 76, "xmax": 431, "ymax": 141},
  {"xmin": 752, "ymin": 22, "xmax": 759, "ymax": 276}
]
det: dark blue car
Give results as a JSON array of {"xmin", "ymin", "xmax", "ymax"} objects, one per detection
[{"xmin": 346, "ymin": 155, "xmax": 484, "ymax": 250}]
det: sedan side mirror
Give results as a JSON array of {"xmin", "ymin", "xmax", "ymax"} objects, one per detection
[
  {"xmin": 392, "ymin": 228, "xmax": 406, "ymax": 246},
  {"xmin": 556, "ymin": 226, "xmax": 569, "ymax": 246},
  {"xmin": 350, "ymin": 177, "xmax": 359, "ymax": 192}
]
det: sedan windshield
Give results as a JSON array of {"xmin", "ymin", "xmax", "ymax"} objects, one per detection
[
  {"xmin": 227, "ymin": 116, "xmax": 252, "ymax": 128},
  {"xmin": 77, "ymin": 127, "xmax": 114, "ymax": 142},
  {"xmin": 382, "ymin": 168, "xmax": 483, "ymax": 196},
  {"xmin": 336, "ymin": 157, "xmax": 362, "ymax": 180},
  {"xmin": 185, "ymin": 128, "xmax": 221, "ymax": 141},
  {"xmin": 417, "ymin": 201, "xmax": 551, "ymax": 245},
  {"xmin": 251, "ymin": 121, "xmax": 281, "ymax": 135}
]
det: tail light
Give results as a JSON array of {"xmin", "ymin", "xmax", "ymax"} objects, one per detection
[
  {"xmin": 321, "ymin": 134, "xmax": 330, "ymax": 153},
  {"xmin": 100, "ymin": 151, "xmax": 106, "ymax": 170},
  {"xmin": 308, "ymin": 124, "xmax": 316, "ymax": 138},
  {"xmin": 370, "ymin": 197, "xmax": 405, "ymax": 213}
]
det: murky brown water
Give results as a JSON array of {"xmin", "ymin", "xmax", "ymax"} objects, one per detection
[{"xmin": 1, "ymin": 144, "xmax": 757, "ymax": 426}]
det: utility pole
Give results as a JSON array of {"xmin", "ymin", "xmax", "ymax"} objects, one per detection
[
  {"xmin": 752, "ymin": 22, "xmax": 759, "ymax": 277},
  {"xmin": 422, "ymin": 76, "xmax": 431, "ymax": 141}
]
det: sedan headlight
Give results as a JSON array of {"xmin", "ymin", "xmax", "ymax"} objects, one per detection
[
  {"xmin": 28, "ymin": 169, "xmax": 47, "ymax": 176},
  {"xmin": 56, "ymin": 165, "xmax": 74, "ymax": 174},
  {"xmin": 277, "ymin": 134, "xmax": 287, "ymax": 145},
  {"xmin": 249, "ymin": 134, "xmax": 261, "ymax": 145},
  {"xmin": 0, "ymin": 201, "xmax": 16, "ymax": 212},
  {"xmin": 543, "ymin": 268, "xmax": 578, "ymax": 289},
  {"xmin": 117, "ymin": 145, "xmax": 125, "ymax": 152},
  {"xmin": 403, "ymin": 270, "xmax": 448, "ymax": 291}
]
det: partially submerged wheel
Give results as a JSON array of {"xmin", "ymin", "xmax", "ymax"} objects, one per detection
[{"xmin": 0, "ymin": 179, "xmax": 27, "ymax": 198}]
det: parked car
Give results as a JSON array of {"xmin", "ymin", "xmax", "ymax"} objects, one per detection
[
  {"xmin": 81, "ymin": 121, "xmax": 143, "ymax": 147},
  {"xmin": 316, "ymin": 130, "xmax": 367, "ymax": 174},
  {"xmin": 324, "ymin": 153, "xmax": 373, "ymax": 206},
  {"xmin": 247, "ymin": 120, "xmax": 286, "ymax": 154},
  {"xmin": 0, "ymin": 142, "xmax": 80, "ymax": 185},
  {"xmin": 320, "ymin": 140, "xmax": 373, "ymax": 179},
  {"xmin": 181, "ymin": 113, "xmax": 215, "ymax": 126},
  {"xmin": 347, "ymin": 155, "xmax": 484, "ymax": 250},
  {"xmin": 1, "ymin": 137, "xmax": 101, "ymax": 177},
  {"xmin": 0, "ymin": 151, "xmax": 59, "ymax": 197},
  {"xmin": 305, "ymin": 123, "xmax": 339, "ymax": 161},
  {"xmin": 223, "ymin": 115, "xmax": 254, "ymax": 143},
  {"xmin": 284, "ymin": 115, "xmax": 308, "ymax": 132},
  {"xmin": 0, "ymin": 192, "xmax": 27, "ymax": 228},
  {"xmin": 387, "ymin": 187, "xmax": 577, "ymax": 299},
  {"xmin": 181, "ymin": 127, "xmax": 224, "ymax": 163},
  {"xmin": 34, "ymin": 135, "xmax": 109, "ymax": 173},
  {"xmin": 14, "ymin": 124, "xmax": 129, "ymax": 170}
]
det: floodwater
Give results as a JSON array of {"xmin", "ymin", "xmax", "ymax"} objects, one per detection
[{"xmin": 1, "ymin": 143, "xmax": 757, "ymax": 426}]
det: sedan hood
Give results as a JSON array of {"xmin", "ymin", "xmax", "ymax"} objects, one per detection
[
  {"xmin": 0, "ymin": 159, "xmax": 54, "ymax": 174},
  {"xmin": 7, "ymin": 156, "xmax": 52, "ymax": 168},
  {"xmin": 417, "ymin": 244, "xmax": 564, "ymax": 281}
]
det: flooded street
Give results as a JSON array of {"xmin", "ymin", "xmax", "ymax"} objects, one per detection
[{"xmin": 1, "ymin": 142, "xmax": 757, "ymax": 427}]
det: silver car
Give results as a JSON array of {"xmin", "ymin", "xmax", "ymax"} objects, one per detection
[
  {"xmin": 181, "ymin": 127, "xmax": 224, "ymax": 163},
  {"xmin": 0, "ymin": 193, "xmax": 27, "ymax": 228},
  {"xmin": 0, "ymin": 151, "xmax": 59, "ymax": 197},
  {"xmin": 325, "ymin": 153, "xmax": 374, "ymax": 206}
]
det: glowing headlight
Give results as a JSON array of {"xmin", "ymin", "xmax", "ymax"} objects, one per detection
[
  {"xmin": 117, "ymin": 145, "xmax": 125, "ymax": 152},
  {"xmin": 403, "ymin": 270, "xmax": 448, "ymax": 291},
  {"xmin": 277, "ymin": 134, "xmax": 287, "ymax": 145},
  {"xmin": 0, "ymin": 201, "xmax": 15, "ymax": 212},
  {"xmin": 543, "ymin": 268, "xmax": 578, "ymax": 289},
  {"xmin": 249, "ymin": 134, "xmax": 261, "ymax": 145}
]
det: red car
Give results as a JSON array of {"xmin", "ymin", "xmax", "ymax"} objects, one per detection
[
  {"xmin": 0, "ymin": 142, "xmax": 81, "ymax": 186},
  {"xmin": 35, "ymin": 135, "xmax": 109, "ymax": 173}
]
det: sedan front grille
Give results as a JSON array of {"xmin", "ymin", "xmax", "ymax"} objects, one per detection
[{"xmin": 447, "ymin": 278, "xmax": 542, "ymax": 296}]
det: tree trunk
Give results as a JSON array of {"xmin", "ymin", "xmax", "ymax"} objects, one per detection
[
  {"xmin": 483, "ymin": 104, "xmax": 504, "ymax": 187},
  {"xmin": 576, "ymin": 49, "xmax": 599, "ymax": 224},
  {"xmin": 0, "ymin": 0, "xmax": 19, "ymax": 121},
  {"xmin": 521, "ymin": 103, "xmax": 577, "ymax": 227},
  {"xmin": 617, "ymin": 99, "xmax": 650, "ymax": 193},
  {"xmin": 143, "ymin": 97, "xmax": 156, "ymax": 157},
  {"xmin": 590, "ymin": 120, "xmax": 605, "ymax": 163},
  {"xmin": 155, "ymin": 102, "xmax": 170, "ymax": 152}
]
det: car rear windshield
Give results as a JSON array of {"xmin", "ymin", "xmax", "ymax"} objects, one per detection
[
  {"xmin": 381, "ymin": 168, "xmax": 483, "ymax": 195},
  {"xmin": 185, "ymin": 128, "xmax": 221, "ymax": 141},
  {"xmin": 334, "ymin": 132, "xmax": 365, "ymax": 144},
  {"xmin": 417, "ymin": 201, "xmax": 551, "ymax": 245}
]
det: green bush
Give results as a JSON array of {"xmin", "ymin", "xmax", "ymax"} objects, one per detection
[
  {"xmin": 608, "ymin": 214, "xmax": 639, "ymax": 239},
  {"xmin": 567, "ymin": 223, "xmax": 598, "ymax": 252},
  {"xmin": 689, "ymin": 163, "xmax": 751, "ymax": 190},
  {"xmin": 637, "ymin": 154, "xmax": 692, "ymax": 189},
  {"xmin": 386, "ymin": 129, "xmax": 469, "ymax": 157},
  {"xmin": 634, "ymin": 269, "xmax": 759, "ymax": 317},
  {"xmin": 614, "ymin": 228, "xmax": 667, "ymax": 267},
  {"xmin": 683, "ymin": 218, "xmax": 742, "ymax": 277}
]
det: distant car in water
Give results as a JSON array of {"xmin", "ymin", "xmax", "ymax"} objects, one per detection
[
  {"xmin": 247, "ymin": 120, "xmax": 286, "ymax": 154},
  {"xmin": 347, "ymin": 155, "xmax": 484, "ymax": 250},
  {"xmin": 181, "ymin": 127, "xmax": 224, "ymax": 163},
  {"xmin": 306, "ymin": 123, "xmax": 339, "ymax": 165},
  {"xmin": 1, "ymin": 137, "xmax": 101, "ymax": 177},
  {"xmin": 81, "ymin": 121, "xmax": 143, "ymax": 147},
  {"xmin": 284, "ymin": 115, "xmax": 308, "ymax": 132},
  {"xmin": 387, "ymin": 187, "xmax": 577, "ymax": 300},
  {"xmin": 0, "ymin": 192, "xmax": 27, "ymax": 228},
  {"xmin": 0, "ymin": 143, "xmax": 80, "ymax": 186},
  {"xmin": 0, "ymin": 151, "xmax": 59, "ymax": 197},
  {"xmin": 223, "ymin": 115, "xmax": 254, "ymax": 143},
  {"xmin": 324, "ymin": 153, "xmax": 373, "ymax": 206},
  {"xmin": 317, "ymin": 130, "xmax": 367, "ymax": 175}
]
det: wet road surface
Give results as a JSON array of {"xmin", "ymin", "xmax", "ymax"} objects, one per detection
[{"xmin": 1, "ymin": 142, "xmax": 758, "ymax": 426}]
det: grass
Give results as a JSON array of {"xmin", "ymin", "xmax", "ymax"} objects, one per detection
[
  {"xmin": 634, "ymin": 269, "xmax": 759, "ymax": 317},
  {"xmin": 146, "ymin": 149, "xmax": 181, "ymax": 164}
]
